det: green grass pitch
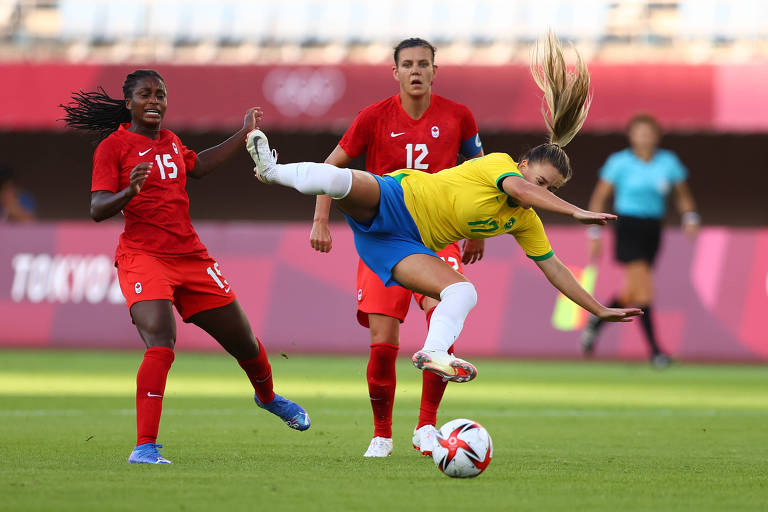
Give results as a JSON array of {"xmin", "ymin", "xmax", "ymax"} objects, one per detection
[{"xmin": 1, "ymin": 349, "xmax": 767, "ymax": 511}]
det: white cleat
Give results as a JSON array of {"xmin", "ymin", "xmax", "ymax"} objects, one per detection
[
  {"xmin": 363, "ymin": 436, "xmax": 393, "ymax": 458},
  {"xmin": 412, "ymin": 424, "xmax": 438, "ymax": 456},
  {"xmin": 411, "ymin": 350, "xmax": 477, "ymax": 383},
  {"xmin": 245, "ymin": 129, "xmax": 278, "ymax": 183}
]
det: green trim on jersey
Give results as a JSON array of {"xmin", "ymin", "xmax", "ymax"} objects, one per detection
[
  {"xmin": 496, "ymin": 172, "xmax": 523, "ymax": 207},
  {"xmin": 495, "ymin": 172, "xmax": 523, "ymax": 192},
  {"xmin": 527, "ymin": 250, "xmax": 554, "ymax": 261},
  {"xmin": 390, "ymin": 173, "xmax": 408, "ymax": 185}
]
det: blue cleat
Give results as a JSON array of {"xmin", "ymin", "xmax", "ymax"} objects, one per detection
[
  {"xmin": 254, "ymin": 393, "xmax": 311, "ymax": 431},
  {"xmin": 128, "ymin": 443, "xmax": 173, "ymax": 464}
]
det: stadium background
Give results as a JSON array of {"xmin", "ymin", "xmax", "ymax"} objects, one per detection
[{"xmin": 1, "ymin": 0, "xmax": 767, "ymax": 360}]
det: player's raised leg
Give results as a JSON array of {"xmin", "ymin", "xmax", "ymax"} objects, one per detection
[
  {"xmin": 245, "ymin": 129, "xmax": 382, "ymax": 223},
  {"xmin": 247, "ymin": 129, "xmax": 352, "ymax": 197}
]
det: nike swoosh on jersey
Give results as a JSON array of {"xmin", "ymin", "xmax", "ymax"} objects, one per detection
[
  {"xmin": 390, "ymin": 132, "xmax": 405, "ymax": 137},
  {"xmin": 138, "ymin": 148, "xmax": 152, "ymax": 156},
  {"xmin": 475, "ymin": 134, "xmax": 482, "ymax": 147},
  {"xmin": 147, "ymin": 392, "xmax": 163, "ymax": 397}
]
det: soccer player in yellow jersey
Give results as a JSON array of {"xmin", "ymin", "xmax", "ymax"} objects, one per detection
[{"xmin": 245, "ymin": 31, "xmax": 643, "ymax": 382}]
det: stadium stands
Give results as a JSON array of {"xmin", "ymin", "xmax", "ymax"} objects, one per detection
[{"xmin": 3, "ymin": 0, "xmax": 768, "ymax": 64}]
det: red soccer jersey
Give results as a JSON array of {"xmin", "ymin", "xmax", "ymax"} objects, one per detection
[
  {"xmin": 91, "ymin": 123, "xmax": 206, "ymax": 259},
  {"xmin": 339, "ymin": 94, "xmax": 482, "ymax": 175}
]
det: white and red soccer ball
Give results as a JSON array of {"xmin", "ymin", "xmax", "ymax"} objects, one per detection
[{"xmin": 432, "ymin": 418, "xmax": 493, "ymax": 478}]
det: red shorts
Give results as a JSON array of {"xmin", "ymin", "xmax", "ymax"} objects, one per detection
[
  {"xmin": 116, "ymin": 252, "xmax": 236, "ymax": 321},
  {"xmin": 356, "ymin": 242, "xmax": 464, "ymax": 327}
]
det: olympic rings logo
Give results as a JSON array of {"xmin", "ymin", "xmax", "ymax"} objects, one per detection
[{"xmin": 262, "ymin": 68, "xmax": 346, "ymax": 117}]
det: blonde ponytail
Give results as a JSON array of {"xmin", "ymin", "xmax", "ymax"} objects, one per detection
[{"xmin": 530, "ymin": 30, "xmax": 591, "ymax": 147}]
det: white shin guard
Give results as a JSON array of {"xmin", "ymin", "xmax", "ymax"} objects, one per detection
[
  {"xmin": 273, "ymin": 162, "xmax": 353, "ymax": 199},
  {"xmin": 422, "ymin": 281, "xmax": 478, "ymax": 353}
]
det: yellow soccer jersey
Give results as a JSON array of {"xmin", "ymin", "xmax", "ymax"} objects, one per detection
[{"xmin": 387, "ymin": 153, "xmax": 554, "ymax": 260}]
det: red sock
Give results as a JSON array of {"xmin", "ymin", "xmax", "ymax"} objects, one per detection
[
  {"xmin": 136, "ymin": 346, "xmax": 175, "ymax": 446},
  {"xmin": 417, "ymin": 307, "xmax": 454, "ymax": 428},
  {"xmin": 367, "ymin": 342, "xmax": 399, "ymax": 438},
  {"xmin": 238, "ymin": 339, "xmax": 275, "ymax": 404}
]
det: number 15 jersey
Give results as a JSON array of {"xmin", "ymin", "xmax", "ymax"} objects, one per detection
[
  {"xmin": 339, "ymin": 94, "xmax": 482, "ymax": 174},
  {"xmin": 91, "ymin": 123, "xmax": 206, "ymax": 259}
]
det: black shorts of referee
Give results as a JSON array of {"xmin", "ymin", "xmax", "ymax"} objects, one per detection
[{"xmin": 614, "ymin": 215, "xmax": 662, "ymax": 265}]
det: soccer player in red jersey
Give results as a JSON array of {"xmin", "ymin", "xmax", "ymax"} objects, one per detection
[
  {"xmin": 61, "ymin": 70, "xmax": 310, "ymax": 465},
  {"xmin": 309, "ymin": 39, "xmax": 484, "ymax": 458}
]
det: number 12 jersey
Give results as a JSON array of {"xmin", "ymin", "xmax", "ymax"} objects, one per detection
[{"xmin": 339, "ymin": 94, "xmax": 482, "ymax": 175}]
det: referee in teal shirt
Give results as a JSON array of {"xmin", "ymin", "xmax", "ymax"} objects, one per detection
[{"xmin": 582, "ymin": 114, "xmax": 699, "ymax": 368}]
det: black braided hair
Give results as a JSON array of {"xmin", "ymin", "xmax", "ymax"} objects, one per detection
[{"xmin": 60, "ymin": 70, "xmax": 165, "ymax": 142}]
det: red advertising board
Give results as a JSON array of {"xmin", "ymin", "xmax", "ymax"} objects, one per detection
[
  {"xmin": 3, "ymin": 62, "xmax": 768, "ymax": 132},
  {"xmin": 1, "ymin": 222, "xmax": 766, "ymax": 361}
]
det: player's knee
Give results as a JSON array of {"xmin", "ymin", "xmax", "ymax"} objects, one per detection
[
  {"xmin": 440, "ymin": 281, "xmax": 477, "ymax": 310},
  {"xmin": 294, "ymin": 162, "xmax": 352, "ymax": 198},
  {"xmin": 137, "ymin": 322, "xmax": 175, "ymax": 348},
  {"xmin": 368, "ymin": 317, "xmax": 400, "ymax": 344}
]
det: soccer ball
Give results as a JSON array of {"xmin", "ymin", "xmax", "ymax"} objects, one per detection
[{"xmin": 432, "ymin": 418, "xmax": 493, "ymax": 478}]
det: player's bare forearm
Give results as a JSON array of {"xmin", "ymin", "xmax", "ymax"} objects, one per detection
[
  {"xmin": 309, "ymin": 145, "xmax": 352, "ymax": 252},
  {"xmin": 91, "ymin": 162, "xmax": 151, "ymax": 221},
  {"xmin": 313, "ymin": 195, "xmax": 333, "ymax": 224},
  {"xmin": 192, "ymin": 107, "xmax": 263, "ymax": 178},
  {"xmin": 191, "ymin": 128, "xmax": 249, "ymax": 178},
  {"xmin": 90, "ymin": 189, "xmax": 135, "ymax": 222},
  {"xmin": 536, "ymin": 255, "xmax": 603, "ymax": 316},
  {"xmin": 536, "ymin": 255, "xmax": 643, "ymax": 322},
  {"xmin": 674, "ymin": 181, "xmax": 697, "ymax": 215},
  {"xmin": 502, "ymin": 176, "xmax": 607, "ymax": 223},
  {"xmin": 310, "ymin": 195, "xmax": 334, "ymax": 252}
]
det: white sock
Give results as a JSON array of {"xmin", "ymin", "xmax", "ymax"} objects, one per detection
[
  {"xmin": 270, "ymin": 162, "xmax": 353, "ymax": 199},
  {"xmin": 422, "ymin": 282, "xmax": 478, "ymax": 353}
]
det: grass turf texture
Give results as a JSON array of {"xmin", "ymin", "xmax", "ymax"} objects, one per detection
[{"xmin": 1, "ymin": 350, "xmax": 767, "ymax": 511}]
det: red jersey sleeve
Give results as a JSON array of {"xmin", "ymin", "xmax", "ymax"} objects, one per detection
[
  {"xmin": 91, "ymin": 137, "xmax": 121, "ymax": 193},
  {"xmin": 339, "ymin": 108, "xmax": 374, "ymax": 159},
  {"xmin": 176, "ymin": 135, "xmax": 198, "ymax": 172}
]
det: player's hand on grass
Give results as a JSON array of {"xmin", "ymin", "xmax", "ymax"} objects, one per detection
[
  {"xmin": 129, "ymin": 162, "xmax": 152, "ymax": 196},
  {"xmin": 310, "ymin": 221, "xmax": 332, "ymax": 253},
  {"xmin": 461, "ymin": 239, "xmax": 485, "ymax": 264},
  {"xmin": 243, "ymin": 107, "xmax": 264, "ymax": 132},
  {"xmin": 598, "ymin": 307, "xmax": 643, "ymax": 323},
  {"xmin": 573, "ymin": 209, "xmax": 617, "ymax": 225}
]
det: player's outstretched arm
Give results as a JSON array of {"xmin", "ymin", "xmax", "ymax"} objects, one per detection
[
  {"xmin": 535, "ymin": 254, "xmax": 642, "ymax": 322},
  {"xmin": 189, "ymin": 107, "xmax": 263, "ymax": 179},
  {"xmin": 501, "ymin": 176, "xmax": 617, "ymax": 225}
]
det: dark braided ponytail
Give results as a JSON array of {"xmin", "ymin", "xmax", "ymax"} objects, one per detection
[{"xmin": 60, "ymin": 69, "xmax": 165, "ymax": 142}]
